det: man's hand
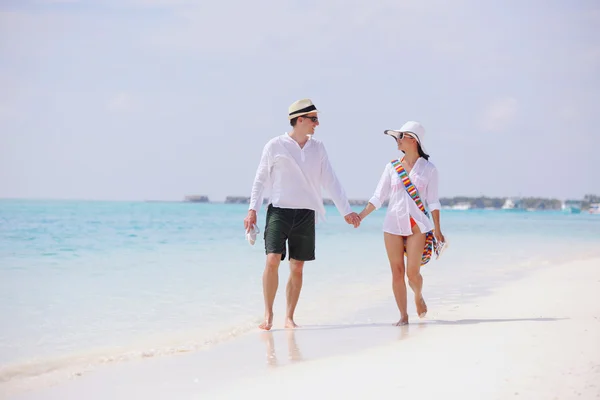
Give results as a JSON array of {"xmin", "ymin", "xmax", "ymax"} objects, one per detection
[
  {"xmin": 344, "ymin": 212, "xmax": 361, "ymax": 228},
  {"xmin": 244, "ymin": 210, "xmax": 257, "ymax": 231}
]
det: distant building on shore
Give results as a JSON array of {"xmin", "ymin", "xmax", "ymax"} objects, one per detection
[
  {"xmin": 215, "ymin": 194, "xmax": 592, "ymax": 212},
  {"xmin": 323, "ymin": 198, "xmax": 369, "ymax": 206},
  {"xmin": 224, "ymin": 196, "xmax": 269, "ymax": 204},
  {"xmin": 184, "ymin": 195, "xmax": 210, "ymax": 203}
]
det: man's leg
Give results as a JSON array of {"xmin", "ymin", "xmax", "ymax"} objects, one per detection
[
  {"xmin": 406, "ymin": 230, "xmax": 427, "ymax": 318},
  {"xmin": 285, "ymin": 209, "xmax": 315, "ymax": 329},
  {"xmin": 259, "ymin": 253, "xmax": 283, "ymax": 330},
  {"xmin": 384, "ymin": 232, "xmax": 409, "ymax": 325},
  {"xmin": 285, "ymin": 258, "xmax": 304, "ymax": 328},
  {"xmin": 260, "ymin": 205, "xmax": 290, "ymax": 330}
]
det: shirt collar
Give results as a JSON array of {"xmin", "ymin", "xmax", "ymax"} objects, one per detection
[{"xmin": 284, "ymin": 132, "xmax": 312, "ymax": 148}]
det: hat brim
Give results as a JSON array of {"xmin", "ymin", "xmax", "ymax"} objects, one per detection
[
  {"xmin": 384, "ymin": 130, "xmax": 428, "ymax": 154},
  {"xmin": 384, "ymin": 129, "xmax": 401, "ymax": 140},
  {"xmin": 288, "ymin": 110, "xmax": 320, "ymax": 120}
]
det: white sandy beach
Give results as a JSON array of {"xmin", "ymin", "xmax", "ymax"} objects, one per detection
[
  {"xmin": 6, "ymin": 256, "xmax": 600, "ymax": 400},
  {"xmin": 210, "ymin": 256, "xmax": 600, "ymax": 400}
]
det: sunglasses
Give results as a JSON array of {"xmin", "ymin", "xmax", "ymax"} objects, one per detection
[
  {"xmin": 301, "ymin": 116, "xmax": 319, "ymax": 123},
  {"xmin": 397, "ymin": 132, "xmax": 417, "ymax": 140}
]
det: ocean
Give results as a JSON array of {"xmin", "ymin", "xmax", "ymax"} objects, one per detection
[{"xmin": 1, "ymin": 199, "xmax": 599, "ymax": 384}]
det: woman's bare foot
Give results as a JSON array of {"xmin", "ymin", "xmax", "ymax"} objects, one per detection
[
  {"xmin": 259, "ymin": 314, "xmax": 273, "ymax": 330},
  {"xmin": 395, "ymin": 315, "xmax": 409, "ymax": 326},
  {"xmin": 416, "ymin": 296, "xmax": 428, "ymax": 318},
  {"xmin": 284, "ymin": 318, "xmax": 299, "ymax": 329}
]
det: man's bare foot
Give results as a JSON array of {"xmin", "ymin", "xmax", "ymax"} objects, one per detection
[
  {"xmin": 259, "ymin": 314, "xmax": 273, "ymax": 330},
  {"xmin": 416, "ymin": 296, "xmax": 428, "ymax": 318},
  {"xmin": 284, "ymin": 318, "xmax": 299, "ymax": 329},
  {"xmin": 395, "ymin": 315, "xmax": 409, "ymax": 326}
]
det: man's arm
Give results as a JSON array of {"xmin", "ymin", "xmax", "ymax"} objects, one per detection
[{"xmin": 244, "ymin": 144, "xmax": 271, "ymax": 230}]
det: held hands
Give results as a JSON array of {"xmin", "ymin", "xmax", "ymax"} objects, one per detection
[
  {"xmin": 248, "ymin": 209, "xmax": 362, "ymax": 229},
  {"xmin": 344, "ymin": 212, "xmax": 361, "ymax": 228}
]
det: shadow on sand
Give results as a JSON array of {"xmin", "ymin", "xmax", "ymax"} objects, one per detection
[
  {"xmin": 425, "ymin": 317, "xmax": 566, "ymax": 325},
  {"xmin": 270, "ymin": 317, "xmax": 567, "ymax": 332}
]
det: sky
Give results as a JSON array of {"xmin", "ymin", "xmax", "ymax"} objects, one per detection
[{"xmin": 1, "ymin": 0, "xmax": 599, "ymax": 202}]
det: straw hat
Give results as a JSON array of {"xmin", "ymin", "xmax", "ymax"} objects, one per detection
[
  {"xmin": 288, "ymin": 98, "xmax": 320, "ymax": 120},
  {"xmin": 384, "ymin": 121, "xmax": 428, "ymax": 154}
]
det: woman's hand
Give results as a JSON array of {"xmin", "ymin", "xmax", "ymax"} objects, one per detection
[{"xmin": 434, "ymin": 230, "xmax": 445, "ymax": 244}]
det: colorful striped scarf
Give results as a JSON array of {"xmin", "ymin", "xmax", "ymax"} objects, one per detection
[{"xmin": 391, "ymin": 159, "xmax": 437, "ymax": 266}]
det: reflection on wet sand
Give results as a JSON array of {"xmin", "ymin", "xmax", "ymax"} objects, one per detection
[
  {"xmin": 260, "ymin": 329, "xmax": 303, "ymax": 367},
  {"xmin": 259, "ymin": 322, "xmax": 422, "ymax": 367},
  {"xmin": 398, "ymin": 324, "xmax": 410, "ymax": 340}
]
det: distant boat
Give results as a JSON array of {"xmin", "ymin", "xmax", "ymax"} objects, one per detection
[
  {"xmin": 501, "ymin": 199, "xmax": 515, "ymax": 210},
  {"xmin": 501, "ymin": 198, "xmax": 523, "ymax": 210},
  {"xmin": 590, "ymin": 203, "xmax": 600, "ymax": 215},
  {"xmin": 562, "ymin": 200, "xmax": 582, "ymax": 214},
  {"xmin": 451, "ymin": 203, "xmax": 471, "ymax": 210}
]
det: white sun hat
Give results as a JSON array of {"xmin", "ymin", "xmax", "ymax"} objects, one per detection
[{"xmin": 384, "ymin": 121, "xmax": 428, "ymax": 154}]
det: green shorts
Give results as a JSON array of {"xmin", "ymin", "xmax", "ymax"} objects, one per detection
[{"xmin": 264, "ymin": 204, "xmax": 316, "ymax": 261}]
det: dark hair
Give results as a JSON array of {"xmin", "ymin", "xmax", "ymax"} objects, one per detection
[
  {"xmin": 290, "ymin": 117, "xmax": 299, "ymax": 127},
  {"xmin": 395, "ymin": 137, "xmax": 430, "ymax": 160},
  {"xmin": 417, "ymin": 143, "xmax": 430, "ymax": 160}
]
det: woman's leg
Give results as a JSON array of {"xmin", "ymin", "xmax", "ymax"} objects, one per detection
[
  {"xmin": 384, "ymin": 232, "xmax": 409, "ymax": 325},
  {"xmin": 405, "ymin": 225, "xmax": 428, "ymax": 317}
]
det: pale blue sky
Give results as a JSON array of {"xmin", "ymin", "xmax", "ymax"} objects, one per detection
[{"xmin": 1, "ymin": 0, "xmax": 599, "ymax": 202}]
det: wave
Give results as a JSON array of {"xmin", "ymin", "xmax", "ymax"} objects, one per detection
[{"xmin": 0, "ymin": 317, "xmax": 261, "ymax": 393}]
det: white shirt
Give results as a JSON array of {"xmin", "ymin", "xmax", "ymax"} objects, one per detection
[
  {"xmin": 249, "ymin": 133, "xmax": 353, "ymax": 221},
  {"xmin": 368, "ymin": 158, "xmax": 441, "ymax": 236}
]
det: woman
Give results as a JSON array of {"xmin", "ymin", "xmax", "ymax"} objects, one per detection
[{"xmin": 359, "ymin": 121, "xmax": 445, "ymax": 326}]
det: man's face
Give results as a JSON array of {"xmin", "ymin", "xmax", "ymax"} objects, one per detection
[{"xmin": 298, "ymin": 112, "xmax": 319, "ymax": 134}]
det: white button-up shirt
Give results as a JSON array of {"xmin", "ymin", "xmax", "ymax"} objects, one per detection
[
  {"xmin": 368, "ymin": 158, "xmax": 441, "ymax": 236},
  {"xmin": 249, "ymin": 133, "xmax": 353, "ymax": 221}
]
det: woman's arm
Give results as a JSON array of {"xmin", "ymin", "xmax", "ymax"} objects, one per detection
[
  {"xmin": 426, "ymin": 167, "xmax": 445, "ymax": 242},
  {"xmin": 359, "ymin": 164, "xmax": 391, "ymax": 221},
  {"xmin": 359, "ymin": 202, "xmax": 377, "ymax": 221}
]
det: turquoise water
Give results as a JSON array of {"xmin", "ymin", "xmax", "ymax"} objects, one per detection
[{"xmin": 1, "ymin": 199, "xmax": 599, "ymax": 379}]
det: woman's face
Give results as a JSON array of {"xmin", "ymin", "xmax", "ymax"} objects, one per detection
[{"xmin": 397, "ymin": 132, "xmax": 418, "ymax": 152}]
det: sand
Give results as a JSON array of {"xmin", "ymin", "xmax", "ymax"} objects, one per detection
[{"xmin": 6, "ymin": 257, "xmax": 600, "ymax": 400}]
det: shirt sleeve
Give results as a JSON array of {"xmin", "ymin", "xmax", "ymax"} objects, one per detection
[
  {"xmin": 249, "ymin": 143, "xmax": 272, "ymax": 212},
  {"xmin": 426, "ymin": 166, "xmax": 441, "ymax": 212},
  {"xmin": 368, "ymin": 164, "xmax": 392, "ymax": 209},
  {"xmin": 320, "ymin": 144, "xmax": 353, "ymax": 217}
]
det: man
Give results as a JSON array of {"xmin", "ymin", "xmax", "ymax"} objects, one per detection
[{"xmin": 244, "ymin": 98, "xmax": 361, "ymax": 330}]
